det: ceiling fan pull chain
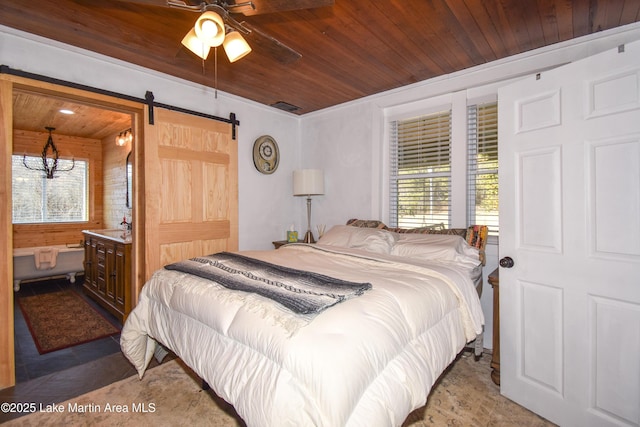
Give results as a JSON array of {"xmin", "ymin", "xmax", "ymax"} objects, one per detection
[
  {"xmin": 201, "ymin": 44, "xmax": 206, "ymax": 75},
  {"xmin": 214, "ymin": 46, "xmax": 218, "ymax": 99}
]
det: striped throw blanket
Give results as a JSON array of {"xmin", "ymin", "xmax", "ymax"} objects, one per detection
[{"xmin": 164, "ymin": 252, "xmax": 372, "ymax": 315}]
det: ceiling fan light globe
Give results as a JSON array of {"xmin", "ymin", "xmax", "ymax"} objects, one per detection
[
  {"xmin": 200, "ymin": 20, "xmax": 219, "ymax": 38},
  {"xmin": 223, "ymin": 31, "xmax": 252, "ymax": 62},
  {"xmin": 195, "ymin": 11, "xmax": 225, "ymax": 47},
  {"xmin": 181, "ymin": 28, "xmax": 211, "ymax": 59}
]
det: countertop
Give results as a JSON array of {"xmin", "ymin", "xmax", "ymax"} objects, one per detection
[{"xmin": 82, "ymin": 229, "xmax": 132, "ymax": 244}]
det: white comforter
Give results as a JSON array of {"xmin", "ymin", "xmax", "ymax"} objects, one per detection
[{"xmin": 121, "ymin": 244, "xmax": 484, "ymax": 427}]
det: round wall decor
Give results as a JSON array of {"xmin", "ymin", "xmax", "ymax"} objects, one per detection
[{"xmin": 253, "ymin": 135, "xmax": 279, "ymax": 174}]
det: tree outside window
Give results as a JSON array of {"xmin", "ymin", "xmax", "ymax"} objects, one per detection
[{"xmin": 12, "ymin": 155, "xmax": 88, "ymax": 224}]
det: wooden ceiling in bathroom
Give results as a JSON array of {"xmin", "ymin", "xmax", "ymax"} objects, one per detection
[{"xmin": 12, "ymin": 91, "xmax": 132, "ymax": 140}]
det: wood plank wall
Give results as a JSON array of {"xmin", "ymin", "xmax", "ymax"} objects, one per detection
[{"xmin": 12, "ymin": 129, "xmax": 103, "ymax": 248}]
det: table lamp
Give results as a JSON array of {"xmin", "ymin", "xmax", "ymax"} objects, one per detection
[{"xmin": 293, "ymin": 169, "xmax": 324, "ymax": 243}]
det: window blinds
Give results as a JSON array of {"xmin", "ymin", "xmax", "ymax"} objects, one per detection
[
  {"xmin": 467, "ymin": 102, "xmax": 499, "ymax": 235},
  {"xmin": 390, "ymin": 110, "xmax": 452, "ymax": 228}
]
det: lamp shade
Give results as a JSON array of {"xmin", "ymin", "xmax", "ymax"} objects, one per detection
[
  {"xmin": 293, "ymin": 169, "xmax": 324, "ymax": 196},
  {"xmin": 181, "ymin": 28, "xmax": 211, "ymax": 59},
  {"xmin": 223, "ymin": 31, "xmax": 252, "ymax": 63},
  {"xmin": 194, "ymin": 11, "xmax": 225, "ymax": 47}
]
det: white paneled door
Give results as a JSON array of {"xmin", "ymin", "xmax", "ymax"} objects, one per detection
[{"xmin": 498, "ymin": 41, "xmax": 640, "ymax": 426}]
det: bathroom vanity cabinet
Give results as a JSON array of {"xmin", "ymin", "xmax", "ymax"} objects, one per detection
[{"xmin": 82, "ymin": 230, "xmax": 132, "ymax": 323}]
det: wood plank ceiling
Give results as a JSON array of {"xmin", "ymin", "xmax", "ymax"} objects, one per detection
[
  {"xmin": 1, "ymin": 0, "xmax": 639, "ymax": 116},
  {"xmin": 12, "ymin": 90, "xmax": 133, "ymax": 140}
]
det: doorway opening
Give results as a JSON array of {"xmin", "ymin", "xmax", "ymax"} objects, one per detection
[{"xmin": 2, "ymin": 80, "xmax": 144, "ymax": 387}]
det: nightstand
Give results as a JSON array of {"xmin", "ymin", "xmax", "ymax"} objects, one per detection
[
  {"xmin": 272, "ymin": 240, "xmax": 303, "ymax": 249},
  {"xmin": 488, "ymin": 267, "xmax": 500, "ymax": 385}
]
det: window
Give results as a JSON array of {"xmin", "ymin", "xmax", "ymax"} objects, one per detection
[
  {"xmin": 390, "ymin": 110, "xmax": 452, "ymax": 228},
  {"xmin": 467, "ymin": 101, "xmax": 499, "ymax": 235},
  {"xmin": 12, "ymin": 155, "xmax": 89, "ymax": 223}
]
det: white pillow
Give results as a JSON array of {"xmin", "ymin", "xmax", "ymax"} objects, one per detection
[
  {"xmin": 346, "ymin": 227, "xmax": 398, "ymax": 254},
  {"xmin": 316, "ymin": 225, "xmax": 352, "ymax": 247},
  {"xmin": 317, "ymin": 225, "xmax": 398, "ymax": 254},
  {"xmin": 391, "ymin": 233, "xmax": 479, "ymax": 265}
]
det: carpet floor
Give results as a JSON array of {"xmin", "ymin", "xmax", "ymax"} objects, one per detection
[
  {"xmin": 4, "ymin": 351, "xmax": 555, "ymax": 426},
  {"xmin": 17, "ymin": 290, "xmax": 120, "ymax": 354}
]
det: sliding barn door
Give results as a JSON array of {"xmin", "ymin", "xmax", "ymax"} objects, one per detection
[
  {"xmin": 0, "ymin": 79, "xmax": 14, "ymax": 388},
  {"xmin": 498, "ymin": 42, "xmax": 640, "ymax": 426},
  {"xmin": 143, "ymin": 107, "xmax": 238, "ymax": 282}
]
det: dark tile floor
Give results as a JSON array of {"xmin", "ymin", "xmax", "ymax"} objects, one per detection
[
  {"xmin": 0, "ymin": 277, "xmax": 151, "ymax": 423},
  {"xmin": 13, "ymin": 277, "xmax": 123, "ymax": 383}
]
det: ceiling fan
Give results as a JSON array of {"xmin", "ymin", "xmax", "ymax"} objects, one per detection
[{"xmin": 124, "ymin": 0, "xmax": 334, "ymax": 64}]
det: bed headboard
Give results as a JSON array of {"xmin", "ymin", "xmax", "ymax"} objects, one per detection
[{"xmin": 346, "ymin": 219, "xmax": 488, "ymax": 265}]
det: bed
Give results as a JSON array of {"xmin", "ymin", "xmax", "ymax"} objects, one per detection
[{"xmin": 120, "ymin": 220, "xmax": 487, "ymax": 426}]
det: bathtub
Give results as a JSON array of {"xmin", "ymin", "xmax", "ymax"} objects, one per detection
[{"xmin": 13, "ymin": 244, "xmax": 85, "ymax": 291}]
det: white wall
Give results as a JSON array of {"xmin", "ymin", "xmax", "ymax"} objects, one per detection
[
  {"xmin": 0, "ymin": 25, "xmax": 301, "ymax": 251},
  {"xmin": 298, "ymin": 101, "xmax": 377, "ymax": 231}
]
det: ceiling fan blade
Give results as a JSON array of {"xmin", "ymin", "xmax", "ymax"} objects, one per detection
[
  {"xmin": 239, "ymin": 21, "xmax": 301, "ymax": 64},
  {"xmin": 116, "ymin": 0, "xmax": 172, "ymax": 6},
  {"xmin": 232, "ymin": 0, "xmax": 334, "ymax": 16},
  {"xmin": 119, "ymin": 0, "xmax": 334, "ymax": 14},
  {"xmin": 117, "ymin": 0, "xmax": 206, "ymax": 10}
]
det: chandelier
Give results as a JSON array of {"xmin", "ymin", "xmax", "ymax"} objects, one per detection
[{"xmin": 23, "ymin": 127, "xmax": 75, "ymax": 179}]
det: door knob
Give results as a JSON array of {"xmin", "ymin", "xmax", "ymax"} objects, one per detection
[{"xmin": 499, "ymin": 256, "xmax": 514, "ymax": 268}]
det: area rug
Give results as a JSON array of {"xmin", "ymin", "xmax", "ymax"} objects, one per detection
[
  {"xmin": 18, "ymin": 290, "xmax": 120, "ymax": 354},
  {"xmin": 4, "ymin": 353, "xmax": 556, "ymax": 426}
]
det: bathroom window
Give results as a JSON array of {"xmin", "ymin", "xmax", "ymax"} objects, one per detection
[{"xmin": 12, "ymin": 155, "xmax": 89, "ymax": 224}]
